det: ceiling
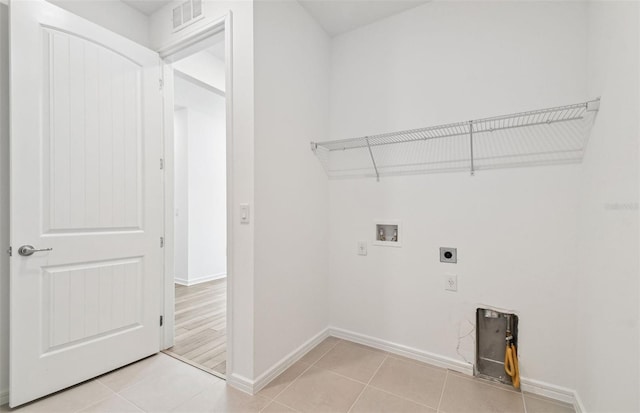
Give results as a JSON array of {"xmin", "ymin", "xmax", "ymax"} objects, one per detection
[
  {"xmin": 207, "ymin": 39, "xmax": 225, "ymax": 61},
  {"xmin": 120, "ymin": 0, "xmax": 430, "ymax": 36},
  {"xmin": 121, "ymin": 0, "xmax": 172, "ymax": 16},
  {"xmin": 298, "ymin": 0, "xmax": 430, "ymax": 37}
]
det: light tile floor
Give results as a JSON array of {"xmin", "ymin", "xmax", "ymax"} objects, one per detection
[{"xmin": 1, "ymin": 337, "xmax": 575, "ymax": 413}]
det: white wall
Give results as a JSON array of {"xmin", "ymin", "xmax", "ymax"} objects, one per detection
[
  {"xmin": 0, "ymin": 2, "xmax": 9, "ymax": 403},
  {"xmin": 47, "ymin": 0, "xmax": 151, "ymax": 48},
  {"xmin": 187, "ymin": 107, "xmax": 226, "ymax": 281},
  {"xmin": 253, "ymin": 0, "xmax": 331, "ymax": 377},
  {"xmin": 173, "ymin": 76, "xmax": 227, "ymax": 285},
  {"xmin": 328, "ymin": 0, "xmax": 588, "ymax": 391},
  {"xmin": 174, "ymin": 109, "xmax": 190, "ymax": 280},
  {"xmin": 575, "ymin": 2, "xmax": 639, "ymax": 412},
  {"xmin": 151, "ymin": 0, "xmax": 256, "ymax": 381},
  {"xmin": 173, "ymin": 51, "xmax": 226, "ymax": 93}
]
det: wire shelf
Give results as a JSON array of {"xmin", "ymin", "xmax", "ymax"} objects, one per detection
[{"xmin": 311, "ymin": 99, "xmax": 600, "ymax": 180}]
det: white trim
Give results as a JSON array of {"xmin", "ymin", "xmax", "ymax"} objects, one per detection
[
  {"xmin": 573, "ymin": 390, "xmax": 587, "ymax": 413},
  {"xmin": 225, "ymin": 327, "xmax": 330, "ymax": 395},
  {"xmin": 328, "ymin": 326, "xmax": 473, "ymax": 376},
  {"xmin": 520, "ymin": 377, "xmax": 576, "ymax": 406},
  {"xmin": 0, "ymin": 389, "xmax": 8, "ymax": 406},
  {"xmin": 222, "ymin": 324, "xmax": 581, "ymax": 409},
  {"xmin": 160, "ymin": 12, "xmax": 235, "ymax": 382},
  {"xmin": 252, "ymin": 328, "xmax": 330, "ymax": 394},
  {"xmin": 222, "ymin": 10, "xmax": 235, "ymax": 380},
  {"xmin": 174, "ymin": 273, "xmax": 226, "ymax": 286},
  {"xmin": 226, "ymin": 373, "xmax": 254, "ymax": 395},
  {"xmin": 328, "ymin": 326, "xmax": 582, "ymax": 408},
  {"xmin": 161, "ymin": 61, "xmax": 176, "ymax": 351},
  {"xmin": 158, "ymin": 14, "xmax": 227, "ymax": 60}
]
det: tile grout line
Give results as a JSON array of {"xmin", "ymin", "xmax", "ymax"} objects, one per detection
[
  {"xmin": 312, "ymin": 366, "xmax": 371, "ymax": 386},
  {"xmin": 449, "ymin": 370, "xmax": 521, "ymax": 394},
  {"xmin": 311, "ymin": 357, "xmax": 444, "ymax": 411},
  {"xmin": 522, "ymin": 389, "xmax": 528, "ymax": 413},
  {"xmin": 385, "ymin": 352, "xmax": 456, "ymax": 371},
  {"xmin": 260, "ymin": 400, "xmax": 301, "ymax": 413},
  {"xmin": 113, "ymin": 392, "xmax": 145, "ymax": 413},
  {"xmin": 310, "ymin": 338, "xmax": 342, "ymax": 368},
  {"xmin": 436, "ymin": 370, "xmax": 449, "ymax": 412},
  {"xmin": 97, "ymin": 355, "xmax": 164, "ymax": 394},
  {"xmin": 162, "ymin": 385, "xmax": 208, "ymax": 413},
  {"xmin": 346, "ymin": 354, "xmax": 389, "ymax": 413},
  {"xmin": 260, "ymin": 364, "xmax": 311, "ymax": 413},
  {"xmin": 71, "ymin": 380, "xmax": 118, "ymax": 413},
  {"xmin": 306, "ymin": 343, "xmax": 392, "ymax": 387},
  {"xmin": 365, "ymin": 384, "xmax": 437, "ymax": 410},
  {"xmin": 524, "ymin": 392, "xmax": 575, "ymax": 410},
  {"xmin": 260, "ymin": 339, "xmax": 341, "ymax": 412}
]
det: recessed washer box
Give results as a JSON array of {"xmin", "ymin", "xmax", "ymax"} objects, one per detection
[
  {"xmin": 373, "ymin": 221, "xmax": 402, "ymax": 247},
  {"xmin": 440, "ymin": 247, "xmax": 457, "ymax": 263}
]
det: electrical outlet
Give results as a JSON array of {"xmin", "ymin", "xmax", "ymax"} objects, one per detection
[
  {"xmin": 445, "ymin": 275, "xmax": 457, "ymax": 292},
  {"xmin": 357, "ymin": 241, "xmax": 367, "ymax": 256}
]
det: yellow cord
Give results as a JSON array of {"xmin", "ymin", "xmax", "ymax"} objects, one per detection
[
  {"xmin": 504, "ymin": 344, "xmax": 520, "ymax": 389},
  {"xmin": 512, "ymin": 344, "xmax": 520, "ymax": 389}
]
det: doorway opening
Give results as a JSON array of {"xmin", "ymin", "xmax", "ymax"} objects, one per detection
[{"xmin": 162, "ymin": 30, "xmax": 228, "ymax": 379}]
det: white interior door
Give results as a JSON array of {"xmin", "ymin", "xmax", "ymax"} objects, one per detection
[{"xmin": 9, "ymin": 0, "xmax": 164, "ymax": 406}]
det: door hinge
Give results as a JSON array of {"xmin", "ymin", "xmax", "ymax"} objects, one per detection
[
  {"xmin": 160, "ymin": 315, "xmax": 164, "ymax": 326},
  {"xmin": 7, "ymin": 246, "xmax": 11, "ymax": 256},
  {"xmin": 160, "ymin": 237, "xmax": 164, "ymax": 248},
  {"xmin": 159, "ymin": 78, "xmax": 164, "ymax": 90},
  {"xmin": 160, "ymin": 158, "xmax": 164, "ymax": 170}
]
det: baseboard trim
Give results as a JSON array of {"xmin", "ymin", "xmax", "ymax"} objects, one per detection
[
  {"xmin": 227, "ymin": 373, "xmax": 254, "ymax": 395},
  {"xmin": 573, "ymin": 390, "xmax": 587, "ymax": 413},
  {"xmin": 0, "ymin": 389, "xmax": 8, "ymax": 406},
  {"xmin": 520, "ymin": 377, "xmax": 576, "ymax": 406},
  {"xmin": 228, "ymin": 325, "xmax": 582, "ymax": 410},
  {"xmin": 328, "ymin": 326, "xmax": 582, "ymax": 409},
  {"xmin": 328, "ymin": 326, "xmax": 474, "ymax": 376},
  {"xmin": 174, "ymin": 273, "xmax": 226, "ymax": 286},
  {"xmin": 253, "ymin": 328, "xmax": 330, "ymax": 394}
]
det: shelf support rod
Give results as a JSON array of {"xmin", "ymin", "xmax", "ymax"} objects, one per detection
[
  {"xmin": 469, "ymin": 120, "xmax": 475, "ymax": 176},
  {"xmin": 366, "ymin": 137, "xmax": 380, "ymax": 182}
]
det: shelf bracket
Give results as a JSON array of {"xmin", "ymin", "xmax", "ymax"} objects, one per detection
[
  {"xmin": 586, "ymin": 98, "xmax": 600, "ymax": 112},
  {"xmin": 469, "ymin": 120, "xmax": 475, "ymax": 176},
  {"xmin": 365, "ymin": 137, "xmax": 380, "ymax": 182}
]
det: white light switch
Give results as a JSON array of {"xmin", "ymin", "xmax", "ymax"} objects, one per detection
[
  {"xmin": 240, "ymin": 203, "xmax": 250, "ymax": 224},
  {"xmin": 357, "ymin": 241, "xmax": 367, "ymax": 256}
]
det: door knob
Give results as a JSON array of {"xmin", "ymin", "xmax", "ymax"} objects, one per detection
[{"xmin": 18, "ymin": 245, "xmax": 53, "ymax": 256}]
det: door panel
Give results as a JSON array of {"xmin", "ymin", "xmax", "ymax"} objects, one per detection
[
  {"xmin": 42, "ymin": 258, "xmax": 143, "ymax": 350},
  {"xmin": 43, "ymin": 28, "xmax": 143, "ymax": 232},
  {"xmin": 10, "ymin": 0, "xmax": 163, "ymax": 406}
]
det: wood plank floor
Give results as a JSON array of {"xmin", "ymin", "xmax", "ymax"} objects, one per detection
[{"xmin": 163, "ymin": 279, "xmax": 226, "ymax": 378}]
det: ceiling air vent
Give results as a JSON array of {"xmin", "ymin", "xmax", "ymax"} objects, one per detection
[
  {"xmin": 192, "ymin": 0, "xmax": 202, "ymax": 18},
  {"xmin": 172, "ymin": 0, "xmax": 204, "ymax": 32}
]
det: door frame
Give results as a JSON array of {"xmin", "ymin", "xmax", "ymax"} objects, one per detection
[{"xmin": 158, "ymin": 12, "xmax": 234, "ymax": 377}]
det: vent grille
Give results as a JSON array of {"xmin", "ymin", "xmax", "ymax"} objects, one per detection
[
  {"xmin": 172, "ymin": 6, "xmax": 181, "ymax": 29},
  {"xmin": 181, "ymin": 0, "xmax": 192, "ymax": 24},
  {"xmin": 193, "ymin": 0, "xmax": 202, "ymax": 18},
  {"xmin": 172, "ymin": 0, "xmax": 204, "ymax": 31}
]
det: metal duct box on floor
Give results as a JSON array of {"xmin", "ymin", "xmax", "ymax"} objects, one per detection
[{"xmin": 475, "ymin": 308, "xmax": 519, "ymax": 386}]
